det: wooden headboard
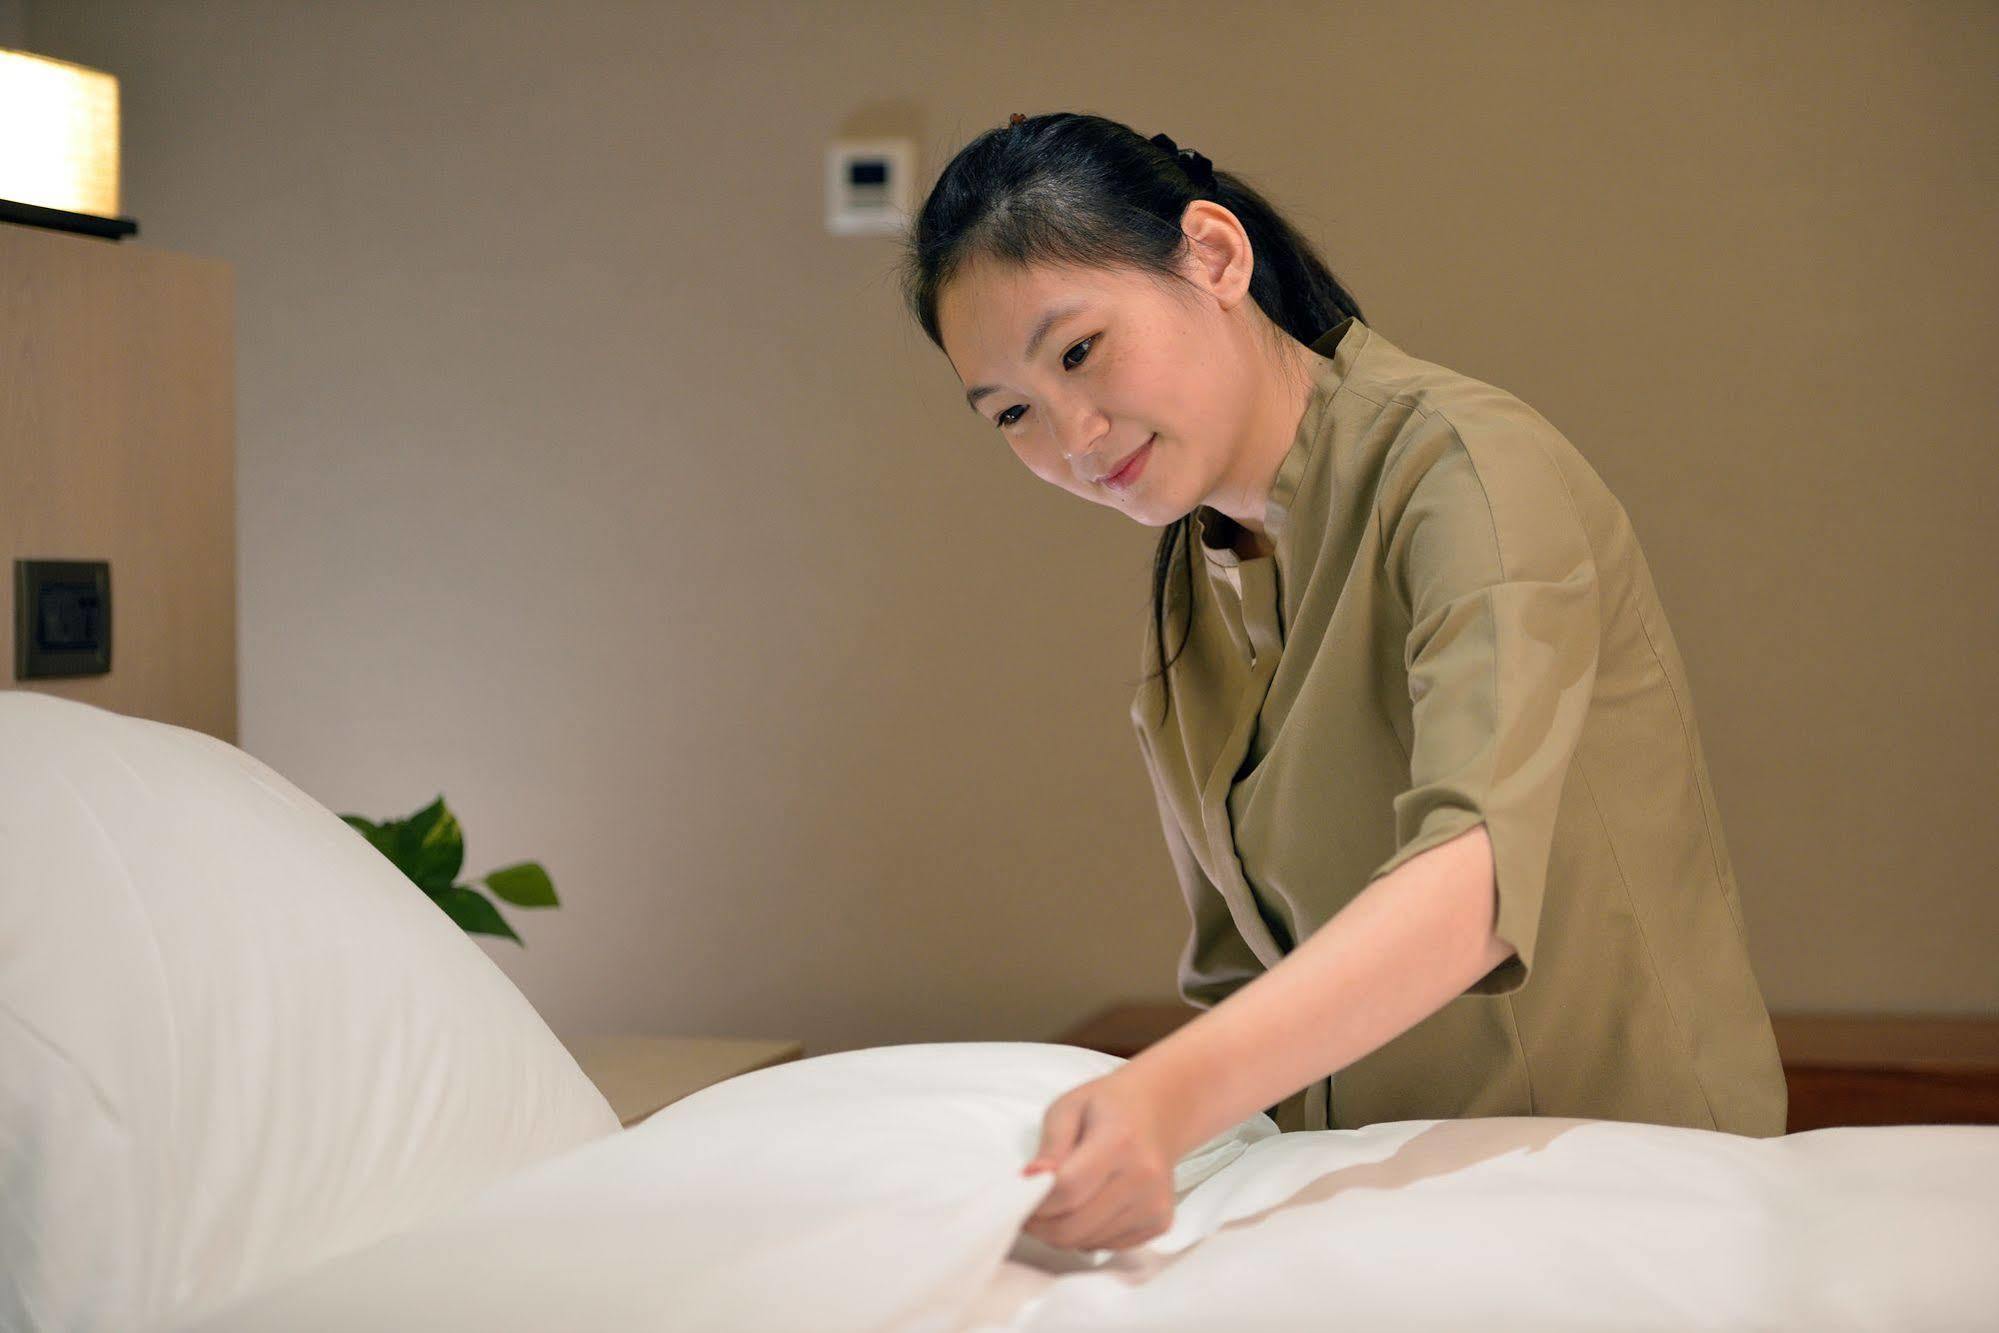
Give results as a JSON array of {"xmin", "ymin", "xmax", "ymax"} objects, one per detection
[{"xmin": 0, "ymin": 220, "xmax": 236, "ymax": 741}]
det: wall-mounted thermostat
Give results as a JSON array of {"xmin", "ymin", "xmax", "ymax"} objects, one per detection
[{"xmin": 826, "ymin": 138, "xmax": 915, "ymax": 236}]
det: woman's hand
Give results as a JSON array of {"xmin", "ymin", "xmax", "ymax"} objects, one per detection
[{"xmin": 1019, "ymin": 1064, "xmax": 1187, "ymax": 1253}]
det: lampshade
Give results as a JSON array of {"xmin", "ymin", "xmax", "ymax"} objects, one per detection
[{"xmin": 0, "ymin": 48, "xmax": 121, "ymax": 218}]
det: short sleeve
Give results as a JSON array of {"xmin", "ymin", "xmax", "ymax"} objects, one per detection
[
  {"xmin": 1366, "ymin": 427, "xmax": 1601, "ymax": 996},
  {"xmin": 1136, "ymin": 726, "xmax": 1266, "ymax": 1011}
]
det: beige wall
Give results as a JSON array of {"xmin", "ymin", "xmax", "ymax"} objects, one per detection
[{"xmin": 22, "ymin": 1, "xmax": 1995, "ymax": 1052}]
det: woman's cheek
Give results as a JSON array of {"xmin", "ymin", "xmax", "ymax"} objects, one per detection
[{"xmin": 1013, "ymin": 440, "xmax": 1066, "ymax": 486}]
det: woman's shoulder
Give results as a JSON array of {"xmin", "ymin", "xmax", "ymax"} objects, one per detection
[
  {"xmin": 1354, "ymin": 370, "xmax": 1626, "ymax": 566},
  {"xmin": 1339, "ymin": 327, "xmax": 1595, "ymax": 488}
]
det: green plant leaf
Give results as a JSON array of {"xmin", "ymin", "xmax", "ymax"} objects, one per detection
[
  {"xmin": 397, "ymin": 795, "xmax": 465, "ymax": 893},
  {"xmin": 340, "ymin": 813, "xmax": 403, "ymax": 862},
  {"xmin": 482, "ymin": 861, "xmax": 558, "ymax": 908},
  {"xmin": 428, "ymin": 885, "xmax": 522, "ymax": 944}
]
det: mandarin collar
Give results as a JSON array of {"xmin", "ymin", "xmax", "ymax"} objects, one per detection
[{"xmin": 1194, "ymin": 314, "xmax": 1367, "ymax": 570}]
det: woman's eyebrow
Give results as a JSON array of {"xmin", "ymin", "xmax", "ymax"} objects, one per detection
[{"xmin": 965, "ymin": 299, "xmax": 1089, "ymax": 411}]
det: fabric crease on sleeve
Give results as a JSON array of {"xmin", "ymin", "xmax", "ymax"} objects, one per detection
[{"xmin": 1367, "ymin": 428, "xmax": 1602, "ymax": 997}]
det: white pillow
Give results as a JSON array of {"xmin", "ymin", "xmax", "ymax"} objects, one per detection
[
  {"xmin": 172, "ymin": 1041, "xmax": 1281, "ymax": 1333},
  {"xmin": 0, "ymin": 692, "xmax": 619, "ymax": 1333}
]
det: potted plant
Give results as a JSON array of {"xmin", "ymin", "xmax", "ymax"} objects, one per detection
[{"xmin": 341, "ymin": 794, "xmax": 558, "ymax": 944}]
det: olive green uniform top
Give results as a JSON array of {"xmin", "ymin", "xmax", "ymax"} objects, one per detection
[{"xmin": 1131, "ymin": 316, "xmax": 1788, "ymax": 1138}]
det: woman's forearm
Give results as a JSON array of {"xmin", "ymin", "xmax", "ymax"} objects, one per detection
[{"xmin": 1129, "ymin": 822, "xmax": 1514, "ymax": 1157}]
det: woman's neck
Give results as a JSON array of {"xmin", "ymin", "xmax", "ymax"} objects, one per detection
[{"xmin": 1206, "ymin": 335, "xmax": 1320, "ymax": 551}]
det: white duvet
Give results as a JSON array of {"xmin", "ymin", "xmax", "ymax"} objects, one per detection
[
  {"xmin": 7, "ymin": 694, "xmax": 1996, "ymax": 1333},
  {"xmin": 180, "ymin": 1041, "xmax": 1999, "ymax": 1333}
]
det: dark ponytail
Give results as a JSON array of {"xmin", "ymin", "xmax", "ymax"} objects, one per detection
[{"xmin": 897, "ymin": 112, "xmax": 1365, "ymax": 731}]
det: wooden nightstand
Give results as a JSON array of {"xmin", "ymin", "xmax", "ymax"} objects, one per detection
[{"xmin": 566, "ymin": 1035, "xmax": 805, "ymax": 1127}]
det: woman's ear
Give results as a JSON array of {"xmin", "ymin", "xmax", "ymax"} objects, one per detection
[{"xmin": 1179, "ymin": 200, "xmax": 1256, "ymax": 309}]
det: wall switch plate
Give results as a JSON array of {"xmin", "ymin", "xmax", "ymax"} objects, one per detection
[
  {"xmin": 14, "ymin": 558, "xmax": 112, "ymax": 679},
  {"xmin": 825, "ymin": 138, "xmax": 915, "ymax": 236}
]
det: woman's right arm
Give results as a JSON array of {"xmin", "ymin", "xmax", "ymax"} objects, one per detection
[{"xmin": 1126, "ymin": 821, "xmax": 1511, "ymax": 1163}]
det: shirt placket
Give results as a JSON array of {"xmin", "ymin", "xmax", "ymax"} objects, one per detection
[{"xmin": 1197, "ymin": 547, "xmax": 1288, "ymax": 969}]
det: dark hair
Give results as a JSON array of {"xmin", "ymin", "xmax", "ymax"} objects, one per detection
[{"xmin": 897, "ymin": 111, "xmax": 1365, "ymax": 730}]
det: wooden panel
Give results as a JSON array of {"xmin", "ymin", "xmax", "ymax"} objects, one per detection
[
  {"xmin": 1767, "ymin": 1014, "xmax": 1999, "ymax": 1068},
  {"xmin": 1783, "ymin": 1067, "xmax": 1999, "ymax": 1133},
  {"xmin": 1771, "ymin": 1013, "xmax": 1999, "ymax": 1131},
  {"xmin": 1055, "ymin": 1001, "xmax": 1190, "ymax": 1060},
  {"xmin": 1052, "ymin": 1002, "xmax": 1999, "ymax": 1132},
  {"xmin": 1, "ymin": 220, "xmax": 236, "ymax": 741}
]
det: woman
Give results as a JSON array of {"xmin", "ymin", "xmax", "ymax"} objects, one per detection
[{"xmin": 899, "ymin": 111, "xmax": 1787, "ymax": 1254}]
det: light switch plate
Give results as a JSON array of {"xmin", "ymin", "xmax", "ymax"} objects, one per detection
[{"xmin": 14, "ymin": 558, "xmax": 112, "ymax": 679}]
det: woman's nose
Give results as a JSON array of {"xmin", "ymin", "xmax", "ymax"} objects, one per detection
[{"xmin": 1058, "ymin": 417, "xmax": 1108, "ymax": 467}]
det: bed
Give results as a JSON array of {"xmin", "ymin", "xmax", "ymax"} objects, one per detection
[{"xmin": 4, "ymin": 691, "xmax": 1995, "ymax": 1332}]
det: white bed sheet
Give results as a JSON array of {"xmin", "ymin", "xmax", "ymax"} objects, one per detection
[
  {"xmin": 173, "ymin": 1042, "xmax": 1999, "ymax": 1333},
  {"xmin": 967, "ymin": 1116, "xmax": 1999, "ymax": 1331}
]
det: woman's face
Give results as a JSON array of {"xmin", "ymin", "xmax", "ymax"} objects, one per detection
[{"xmin": 936, "ymin": 209, "xmax": 1268, "ymax": 527}]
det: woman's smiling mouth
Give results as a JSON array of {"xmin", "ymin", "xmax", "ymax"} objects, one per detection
[{"xmin": 1099, "ymin": 434, "xmax": 1156, "ymax": 492}]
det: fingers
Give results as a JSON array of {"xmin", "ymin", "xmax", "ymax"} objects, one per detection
[
  {"xmin": 1034, "ymin": 1185, "xmax": 1168, "ymax": 1252},
  {"xmin": 1031, "ymin": 1108, "xmax": 1136, "ymax": 1218},
  {"xmin": 1031, "ymin": 1151, "xmax": 1127, "ymax": 1231},
  {"xmin": 1029, "ymin": 1115, "xmax": 1117, "ymax": 1215},
  {"xmin": 1029, "ymin": 1162, "xmax": 1123, "ymax": 1228},
  {"xmin": 1095, "ymin": 1216, "xmax": 1171, "ymax": 1252},
  {"xmin": 1027, "ymin": 1091, "xmax": 1088, "ymax": 1173},
  {"xmin": 1019, "ymin": 1079, "xmax": 1175, "ymax": 1251}
]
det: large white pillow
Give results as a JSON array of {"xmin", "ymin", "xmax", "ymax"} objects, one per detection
[
  {"xmin": 173, "ymin": 1040, "xmax": 1281, "ymax": 1333},
  {"xmin": 0, "ymin": 692, "xmax": 619, "ymax": 1332}
]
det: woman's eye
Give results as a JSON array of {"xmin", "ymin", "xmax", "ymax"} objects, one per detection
[{"xmin": 995, "ymin": 336, "xmax": 1097, "ymax": 431}]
